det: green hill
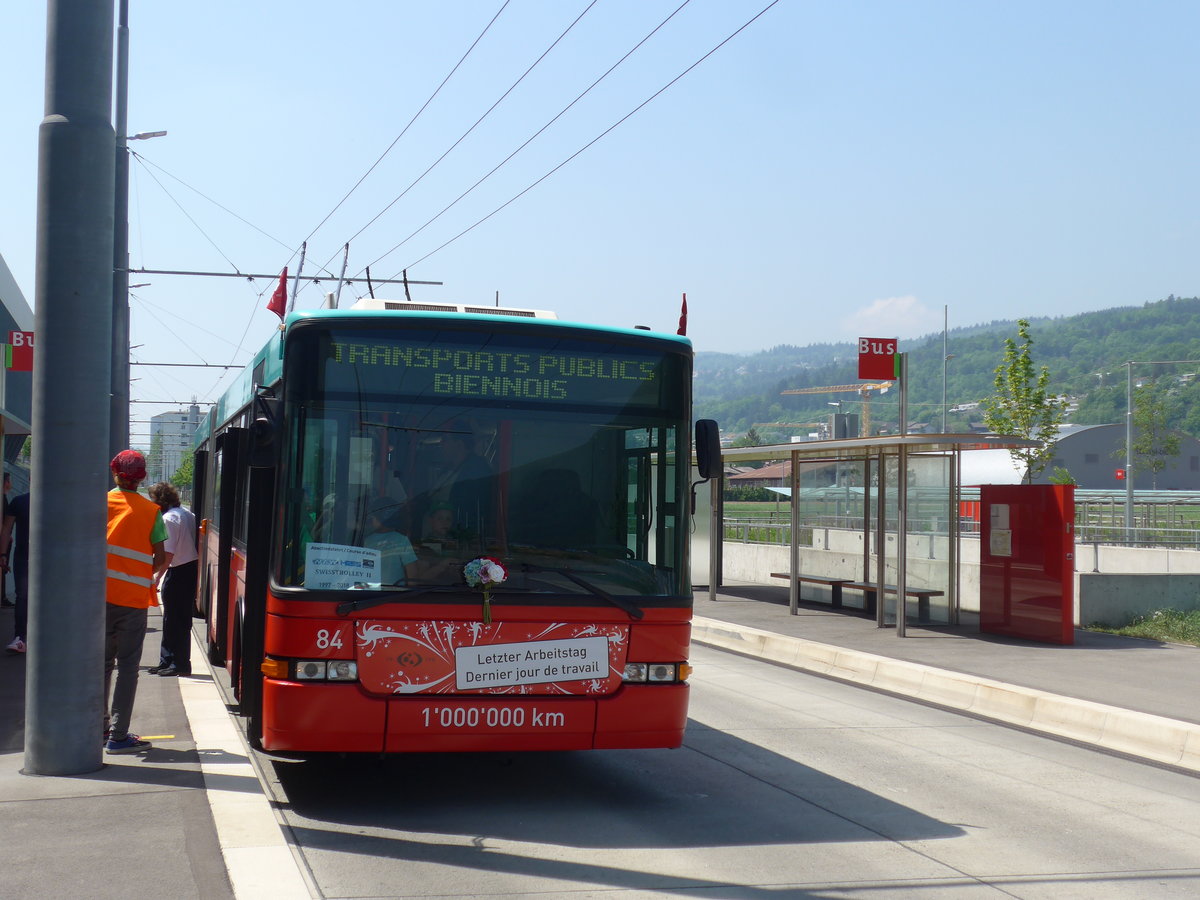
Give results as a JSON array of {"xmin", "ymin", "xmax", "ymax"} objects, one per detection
[{"xmin": 696, "ymin": 295, "xmax": 1200, "ymax": 441}]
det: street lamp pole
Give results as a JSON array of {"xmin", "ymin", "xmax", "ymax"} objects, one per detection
[
  {"xmin": 1125, "ymin": 360, "xmax": 1134, "ymax": 536},
  {"xmin": 112, "ymin": 0, "xmax": 165, "ymax": 459},
  {"xmin": 111, "ymin": 0, "xmax": 130, "ymax": 460}
]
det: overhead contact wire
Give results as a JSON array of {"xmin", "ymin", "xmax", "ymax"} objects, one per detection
[
  {"xmin": 304, "ymin": 0, "xmax": 513, "ymax": 265},
  {"xmin": 337, "ymin": 0, "xmax": 600, "ymax": 269},
  {"xmin": 396, "ymin": 0, "xmax": 782, "ymax": 273},
  {"xmin": 362, "ymin": 0, "xmax": 693, "ymax": 273}
]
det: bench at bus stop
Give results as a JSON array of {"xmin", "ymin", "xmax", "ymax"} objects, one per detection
[{"xmin": 769, "ymin": 572, "xmax": 943, "ymax": 622}]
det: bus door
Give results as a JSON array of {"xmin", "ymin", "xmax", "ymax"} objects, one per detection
[
  {"xmin": 192, "ymin": 448, "xmax": 209, "ymax": 619},
  {"xmin": 208, "ymin": 427, "xmax": 246, "ymax": 666}
]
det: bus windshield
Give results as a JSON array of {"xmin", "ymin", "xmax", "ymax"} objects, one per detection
[{"xmin": 275, "ymin": 324, "xmax": 691, "ymax": 601}]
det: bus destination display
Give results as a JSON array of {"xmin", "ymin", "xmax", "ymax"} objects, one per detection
[{"xmin": 323, "ymin": 336, "xmax": 677, "ymax": 407}]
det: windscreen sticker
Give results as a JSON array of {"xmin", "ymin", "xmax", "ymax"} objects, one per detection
[
  {"xmin": 356, "ymin": 621, "xmax": 627, "ymax": 695},
  {"xmin": 304, "ymin": 542, "xmax": 382, "ymax": 590}
]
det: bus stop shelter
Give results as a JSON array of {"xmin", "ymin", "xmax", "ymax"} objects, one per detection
[{"xmin": 710, "ymin": 433, "xmax": 1037, "ymax": 637}]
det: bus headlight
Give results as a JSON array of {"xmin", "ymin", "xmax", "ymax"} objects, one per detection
[
  {"xmin": 326, "ymin": 660, "xmax": 358, "ymax": 681},
  {"xmin": 623, "ymin": 663, "xmax": 648, "ymax": 682},
  {"xmin": 647, "ymin": 664, "xmax": 676, "ymax": 683},
  {"xmin": 293, "ymin": 660, "xmax": 359, "ymax": 681},
  {"xmin": 295, "ymin": 660, "xmax": 328, "ymax": 680},
  {"xmin": 622, "ymin": 663, "xmax": 687, "ymax": 683}
]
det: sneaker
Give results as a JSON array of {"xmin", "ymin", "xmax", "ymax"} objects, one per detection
[
  {"xmin": 148, "ymin": 663, "xmax": 170, "ymax": 674},
  {"xmin": 5, "ymin": 637, "xmax": 25, "ymax": 654},
  {"xmin": 105, "ymin": 734, "xmax": 151, "ymax": 754},
  {"xmin": 157, "ymin": 666, "xmax": 191, "ymax": 677}
]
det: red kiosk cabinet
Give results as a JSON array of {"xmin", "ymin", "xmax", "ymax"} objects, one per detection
[{"xmin": 979, "ymin": 484, "xmax": 1075, "ymax": 645}]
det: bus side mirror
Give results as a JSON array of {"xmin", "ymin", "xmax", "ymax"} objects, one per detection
[
  {"xmin": 695, "ymin": 419, "xmax": 721, "ymax": 480},
  {"xmin": 249, "ymin": 396, "xmax": 280, "ymax": 468}
]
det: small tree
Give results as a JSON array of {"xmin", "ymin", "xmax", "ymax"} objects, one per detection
[
  {"xmin": 1127, "ymin": 382, "xmax": 1180, "ymax": 489},
  {"xmin": 1048, "ymin": 467, "xmax": 1077, "ymax": 486},
  {"xmin": 731, "ymin": 426, "xmax": 764, "ymax": 449},
  {"xmin": 170, "ymin": 456, "xmax": 194, "ymax": 490},
  {"xmin": 982, "ymin": 319, "xmax": 1068, "ymax": 483}
]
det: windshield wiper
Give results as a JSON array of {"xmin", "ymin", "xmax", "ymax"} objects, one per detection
[
  {"xmin": 336, "ymin": 584, "xmax": 461, "ymax": 617},
  {"xmin": 516, "ymin": 563, "xmax": 644, "ymax": 620}
]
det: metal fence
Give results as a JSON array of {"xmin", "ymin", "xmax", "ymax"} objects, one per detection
[{"xmin": 724, "ymin": 517, "xmax": 1200, "ymax": 550}]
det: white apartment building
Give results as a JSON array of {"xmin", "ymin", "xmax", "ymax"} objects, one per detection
[{"xmin": 148, "ymin": 402, "xmax": 203, "ymax": 484}]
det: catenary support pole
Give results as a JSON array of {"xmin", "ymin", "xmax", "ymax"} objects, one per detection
[
  {"xmin": 110, "ymin": 0, "xmax": 130, "ymax": 460},
  {"xmin": 1125, "ymin": 361, "xmax": 1134, "ymax": 536},
  {"xmin": 27, "ymin": 0, "xmax": 116, "ymax": 775}
]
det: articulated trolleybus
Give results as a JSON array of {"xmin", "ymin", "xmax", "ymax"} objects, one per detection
[{"xmin": 193, "ymin": 298, "xmax": 720, "ymax": 754}]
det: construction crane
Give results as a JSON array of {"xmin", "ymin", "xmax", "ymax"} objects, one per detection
[{"xmin": 779, "ymin": 382, "xmax": 893, "ymax": 435}]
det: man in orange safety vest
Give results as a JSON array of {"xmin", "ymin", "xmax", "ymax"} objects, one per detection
[{"xmin": 103, "ymin": 450, "xmax": 167, "ymax": 754}]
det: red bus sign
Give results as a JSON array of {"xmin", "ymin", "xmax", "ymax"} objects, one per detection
[
  {"xmin": 6, "ymin": 331, "xmax": 33, "ymax": 371},
  {"xmin": 858, "ymin": 336, "xmax": 897, "ymax": 380}
]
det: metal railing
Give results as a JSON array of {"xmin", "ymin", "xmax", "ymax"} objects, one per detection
[{"xmin": 724, "ymin": 517, "xmax": 1200, "ymax": 550}]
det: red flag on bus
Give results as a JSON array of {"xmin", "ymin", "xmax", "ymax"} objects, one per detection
[
  {"xmin": 267, "ymin": 268, "xmax": 288, "ymax": 320},
  {"xmin": 677, "ymin": 293, "xmax": 687, "ymax": 336}
]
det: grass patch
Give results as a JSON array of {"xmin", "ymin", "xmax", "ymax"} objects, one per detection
[{"xmin": 1087, "ymin": 609, "xmax": 1200, "ymax": 647}]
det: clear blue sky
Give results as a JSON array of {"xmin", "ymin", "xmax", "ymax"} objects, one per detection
[{"xmin": 1, "ymin": 1, "xmax": 1198, "ymax": 435}]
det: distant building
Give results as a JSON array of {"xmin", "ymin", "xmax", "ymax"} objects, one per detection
[
  {"xmin": 148, "ymin": 403, "xmax": 203, "ymax": 483},
  {"xmin": 1040, "ymin": 423, "xmax": 1200, "ymax": 490},
  {"xmin": 727, "ymin": 460, "xmax": 791, "ymax": 490},
  {"xmin": 963, "ymin": 423, "xmax": 1200, "ymax": 490}
]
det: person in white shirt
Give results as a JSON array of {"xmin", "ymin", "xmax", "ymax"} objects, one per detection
[{"xmin": 148, "ymin": 482, "xmax": 199, "ymax": 676}]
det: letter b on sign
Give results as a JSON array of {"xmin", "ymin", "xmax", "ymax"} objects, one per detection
[{"xmin": 858, "ymin": 337, "xmax": 897, "ymax": 380}]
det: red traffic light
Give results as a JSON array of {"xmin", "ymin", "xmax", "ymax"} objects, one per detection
[{"xmin": 1115, "ymin": 468, "xmax": 1126, "ymax": 480}]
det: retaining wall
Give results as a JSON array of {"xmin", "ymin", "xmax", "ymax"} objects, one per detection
[{"xmin": 719, "ymin": 532, "xmax": 1200, "ymax": 626}]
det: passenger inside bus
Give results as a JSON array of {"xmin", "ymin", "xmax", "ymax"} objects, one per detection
[
  {"xmin": 428, "ymin": 423, "xmax": 492, "ymax": 538},
  {"xmin": 420, "ymin": 502, "xmax": 458, "ymax": 551},
  {"xmin": 512, "ymin": 468, "xmax": 599, "ymax": 551},
  {"xmin": 363, "ymin": 498, "xmax": 418, "ymax": 586}
]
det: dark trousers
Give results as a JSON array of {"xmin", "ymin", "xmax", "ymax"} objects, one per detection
[
  {"xmin": 12, "ymin": 553, "xmax": 27, "ymax": 641},
  {"xmin": 158, "ymin": 560, "xmax": 198, "ymax": 671},
  {"xmin": 104, "ymin": 603, "xmax": 148, "ymax": 740}
]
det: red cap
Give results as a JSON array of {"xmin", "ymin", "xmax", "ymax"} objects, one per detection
[{"xmin": 110, "ymin": 450, "xmax": 147, "ymax": 481}]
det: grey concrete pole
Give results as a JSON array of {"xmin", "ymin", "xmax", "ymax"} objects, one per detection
[
  {"xmin": 26, "ymin": 0, "xmax": 115, "ymax": 776},
  {"xmin": 1125, "ymin": 361, "xmax": 1134, "ymax": 536},
  {"xmin": 111, "ymin": 0, "xmax": 130, "ymax": 460}
]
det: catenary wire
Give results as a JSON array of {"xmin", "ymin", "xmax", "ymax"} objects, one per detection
[
  {"xmin": 132, "ymin": 156, "xmax": 248, "ymax": 275},
  {"xmin": 300, "ymin": 0, "xmax": 513, "ymax": 259},
  {"xmin": 391, "ymin": 0, "xmax": 782, "ymax": 276},
  {"xmin": 358, "ymin": 0, "xmax": 693, "ymax": 277},
  {"xmin": 131, "ymin": 151, "xmax": 297, "ymax": 255},
  {"xmin": 327, "ymin": 0, "xmax": 600, "ymax": 275}
]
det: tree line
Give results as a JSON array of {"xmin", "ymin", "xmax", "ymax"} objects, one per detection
[{"xmin": 697, "ymin": 295, "xmax": 1200, "ymax": 443}]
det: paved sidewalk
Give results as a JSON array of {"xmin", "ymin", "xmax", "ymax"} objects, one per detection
[
  {"xmin": 697, "ymin": 582, "xmax": 1200, "ymax": 725},
  {"xmin": 3, "ymin": 584, "xmax": 1198, "ymax": 899},
  {"xmin": 0, "ymin": 608, "xmax": 234, "ymax": 900}
]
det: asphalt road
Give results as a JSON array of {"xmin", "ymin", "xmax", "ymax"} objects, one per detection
[{"xmin": 256, "ymin": 644, "xmax": 1200, "ymax": 899}]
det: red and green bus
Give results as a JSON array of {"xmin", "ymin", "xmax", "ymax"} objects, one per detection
[{"xmin": 193, "ymin": 298, "xmax": 719, "ymax": 754}]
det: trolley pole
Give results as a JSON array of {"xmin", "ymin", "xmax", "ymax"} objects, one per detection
[{"xmin": 26, "ymin": 0, "xmax": 116, "ymax": 775}]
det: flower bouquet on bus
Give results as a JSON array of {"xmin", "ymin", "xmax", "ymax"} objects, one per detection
[{"xmin": 463, "ymin": 557, "xmax": 508, "ymax": 624}]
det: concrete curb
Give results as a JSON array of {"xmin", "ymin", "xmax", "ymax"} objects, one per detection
[
  {"xmin": 692, "ymin": 616, "xmax": 1200, "ymax": 773},
  {"xmin": 182, "ymin": 635, "xmax": 314, "ymax": 899}
]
